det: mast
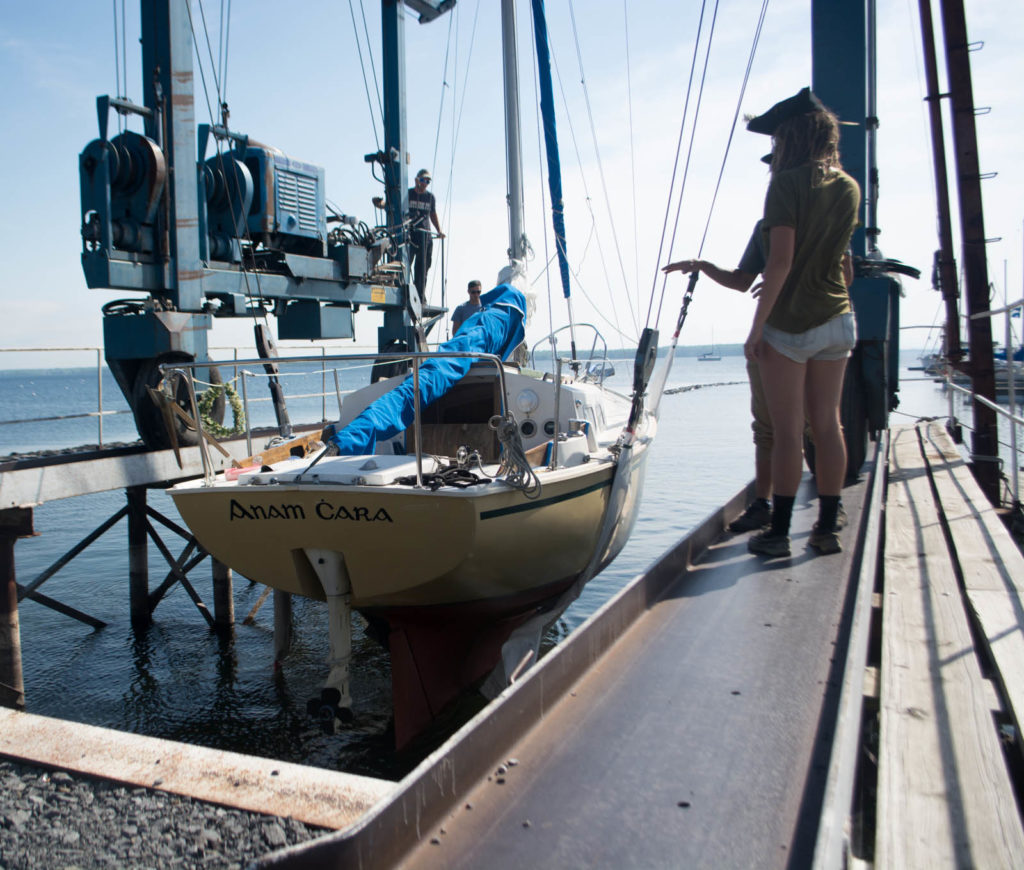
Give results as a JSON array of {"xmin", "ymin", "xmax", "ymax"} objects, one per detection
[
  {"xmin": 917, "ymin": 0, "xmax": 962, "ymax": 364},
  {"xmin": 938, "ymin": 0, "xmax": 999, "ymax": 504},
  {"xmin": 500, "ymin": 0, "xmax": 527, "ymax": 267}
]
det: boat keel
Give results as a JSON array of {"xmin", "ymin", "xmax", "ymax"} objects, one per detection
[{"xmin": 303, "ymin": 548, "xmax": 353, "ymax": 731}]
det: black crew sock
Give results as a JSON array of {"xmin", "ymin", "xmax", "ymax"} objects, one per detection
[
  {"xmin": 818, "ymin": 494, "xmax": 840, "ymax": 530},
  {"xmin": 770, "ymin": 494, "xmax": 795, "ymax": 536}
]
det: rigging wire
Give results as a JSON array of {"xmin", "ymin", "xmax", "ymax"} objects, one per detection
[
  {"xmin": 438, "ymin": 1, "xmax": 482, "ymax": 299},
  {"xmin": 184, "ymin": 0, "xmax": 269, "ymax": 327},
  {"xmin": 358, "ymin": 0, "xmax": 385, "ymax": 129},
  {"xmin": 527, "ymin": 3, "xmax": 558, "ymax": 348},
  {"xmin": 545, "ymin": 28, "xmax": 625, "ymax": 344},
  {"xmin": 111, "ymin": 0, "xmax": 121, "ymax": 100},
  {"xmin": 348, "ymin": 0, "xmax": 383, "ymax": 150},
  {"xmin": 196, "ymin": 0, "xmax": 224, "ymax": 105},
  {"xmin": 219, "ymin": 0, "xmax": 232, "ymax": 106},
  {"xmin": 121, "ymin": 0, "xmax": 126, "ymax": 106},
  {"xmin": 623, "ymin": 0, "xmax": 641, "ymax": 323},
  {"xmin": 645, "ymin": 0, "xmax": 711, "ymax": 328},
  {"xmin": 430, "ymin": 10, "xmax": 456, "ymax": 175},
  {"xmin": 111, "ymin": 0, "xmax": 127, "ymax": 133},
  {"xmin": 428, "ymin": 7, "xmax": 458, "ymax": 316},
  {"xmin": 694, "ymin": 0, "xmax": 769, "ymax": 256},
  {"xmin": 566, "ymin": 0, "xmax": 639, "ymax": 340},
  {"xmin": 660, "ymin": 0, "xmax": 722, "ymax": 308}
]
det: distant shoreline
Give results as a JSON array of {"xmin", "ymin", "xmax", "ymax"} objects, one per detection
[{"xmin": 0, "ymin": 346, "xmax": 931, "ymax": 374}]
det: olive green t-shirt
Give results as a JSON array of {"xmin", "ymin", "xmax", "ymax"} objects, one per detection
[{"xmin": 761, "ymin": 164, "xmax": 860, "ymax": 333}]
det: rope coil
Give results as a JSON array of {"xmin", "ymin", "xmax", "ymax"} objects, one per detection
[{"xmin": 491, "ymin": 415, "xmax": 542, "ymax": 499}]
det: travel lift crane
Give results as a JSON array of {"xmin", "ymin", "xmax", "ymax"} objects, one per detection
[{"xmin": 78, "ymin": 0, "xmax": 454, "ymax": 449}]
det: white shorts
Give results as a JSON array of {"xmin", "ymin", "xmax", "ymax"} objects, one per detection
[{"xmin": 763, "ymin": 312, "xmax": 857, "ymax": 363}]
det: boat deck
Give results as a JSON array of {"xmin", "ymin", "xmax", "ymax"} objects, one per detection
[{"xmin": 263, "ymin": 421, "xmax": 1024, "ymax": 869}]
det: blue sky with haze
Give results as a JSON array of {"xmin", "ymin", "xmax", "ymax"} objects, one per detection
[{"xmin": 1, "ymin": 0, "xmax": 1021, "ymax": 368}]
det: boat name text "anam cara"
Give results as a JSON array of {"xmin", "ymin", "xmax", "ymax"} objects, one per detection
[{"xmin": 228, "ymin": 499, "xmax": 394, "ymax": 523}]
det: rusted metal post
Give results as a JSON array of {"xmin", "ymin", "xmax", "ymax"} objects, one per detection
[
  {"xmin": 127, "ymin": 486, "xmax": 150, "ymax": 626},
  {"xmin": 212, "ymin": 558, "xmax": 234, "ymax": 628},
  {"xmin": 0, "ymin": 508, "xmax": 35, "ymax": 710},
  {"xmin": 273, "ymin": 590, "xmax": 292, "ymax": 664},
  {"xmin": 939, "ymin": 0, "xmax": 1000, "ymax": 505}
]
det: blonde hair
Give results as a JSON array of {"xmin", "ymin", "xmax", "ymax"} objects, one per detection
[{"xmin": 770, "ymin": 109, "xmax": 842, "ymax": 177}]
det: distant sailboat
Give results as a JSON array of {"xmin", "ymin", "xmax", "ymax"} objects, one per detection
[{"xmin": 698, "ymin": 330, "xmax": 721, "ymax": 361}]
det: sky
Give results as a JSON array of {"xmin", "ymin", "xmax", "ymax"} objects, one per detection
[{"xmin": 1, "ymin": 0, "xmax": 1022, "ymax": 370}]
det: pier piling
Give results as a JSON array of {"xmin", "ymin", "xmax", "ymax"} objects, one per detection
[
  {"xmin": 0, "ymin": 508, "xmax": 34, "ymax": 710},
  {"xmin": 274, "ymin": 591, "xmax": 292, "ymax": 663},
  {"xmin": 212, "ymin": 558, "xmax": 234, "ymax": 628},
  {"xmin": 127, "ymin": 487, "xmax": 149, "ymax": 626}
]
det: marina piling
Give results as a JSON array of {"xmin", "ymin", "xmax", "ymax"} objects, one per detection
[
  {"xmin": 127, "ymin": 486, "xmax": 149, "ymax": 626},
  {"xmin": 212, "ymin": 558, "xmax": 234, "ymax": 628},
  {"xmin": 273, "ymin": 590, "xmax": 292, "ymax": 663},
  {"xmin": 0, "ymin": 508, "xmax": 34, "ymax": 710}
]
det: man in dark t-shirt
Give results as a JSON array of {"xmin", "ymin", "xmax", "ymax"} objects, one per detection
[
  {"xmin": 408, "ymin": 168, "xmax": 445, "ymax": 301},
  {"xmin": 451, "ymin": 280, "xmax": 484, "ymax": 333}
]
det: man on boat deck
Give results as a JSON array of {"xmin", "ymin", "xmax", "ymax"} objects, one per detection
[
  {"xmin": 326, "ymin": 284, "xmax": 526, "ymax": 456},
  {"xmin": 408, "ymin": 169, "xmax": 445, "ymax": 302},
  {"xmin": 451, "ymin": 279, "xmax": 484, "ymax": 334}
]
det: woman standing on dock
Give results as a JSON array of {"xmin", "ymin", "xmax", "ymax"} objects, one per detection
[{"xmin": 742, "ymin": 89, "xmax": 860, "ymax": 557}]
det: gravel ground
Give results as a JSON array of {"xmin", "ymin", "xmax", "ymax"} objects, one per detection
[{"xmin": 0, "ymin": 759, "xmax": 325, "ymax": 869}]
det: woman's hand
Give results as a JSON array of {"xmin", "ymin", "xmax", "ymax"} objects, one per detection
[
  {"xmin": 744, "ymin": 327, "xmax": 763, "ymax": 361},
  {"xmin": 662, "ymin": 259, "xmax": 701, "ymax": 275}
]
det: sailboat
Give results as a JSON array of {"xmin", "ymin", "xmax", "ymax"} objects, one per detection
[
  {"xmin": 169, "ymin": 0, "xmax": 661, "ymax": 748},
  {"xmin": 698, "ymin": 329, "xmax": 721, "ymax": 361}
]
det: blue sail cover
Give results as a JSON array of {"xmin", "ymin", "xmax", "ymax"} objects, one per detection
[
  {"xmin": 329, "ymin": 284, "xmax": 527, "ymax": 455},
  {"xmin": 531, "ymin": 0, "xmax": 572, "ymax": 300}
]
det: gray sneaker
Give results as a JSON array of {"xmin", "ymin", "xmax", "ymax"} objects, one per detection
[
  {"xmin": 748, "ymin": 530, "xmax": 791, "ymax": 557},
  {"xmin": 808, "ymin": 523, "xmax": 841, "ymax": 554},
  {"xmin": 729, "ymin": 499, "xmax": 772, "ymax": 533}
]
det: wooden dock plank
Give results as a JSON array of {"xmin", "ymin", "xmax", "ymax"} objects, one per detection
[
  {"xmin": 877, "ymin": 426, "xmax": 1024, "ymax": 867},
  {"xmin": 919, "ymin": 421, "xmax": 1024, "ymax": 758}
]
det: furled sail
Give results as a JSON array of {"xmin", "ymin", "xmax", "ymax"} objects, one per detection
[
  {"xmin": 530, "ymin": 0, "xmax": 572, "ymax": 301},
  {"xmin": 328, "ymin": 284, "xmax": 527, "ymax": 455}
]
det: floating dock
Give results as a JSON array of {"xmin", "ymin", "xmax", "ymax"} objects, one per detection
[{"xmin": 2, "ymin": 420, "xmax": 1024, "ymax": 867}]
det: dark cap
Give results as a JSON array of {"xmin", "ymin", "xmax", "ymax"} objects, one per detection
[{"xmin": 746, "ymin": 87, "xmax": 824, "ymax": 136}]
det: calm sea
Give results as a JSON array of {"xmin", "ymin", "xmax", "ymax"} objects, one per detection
[{"xmin": 0, "ymin": 352, "xmax": 1009, "ymax": 779}]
